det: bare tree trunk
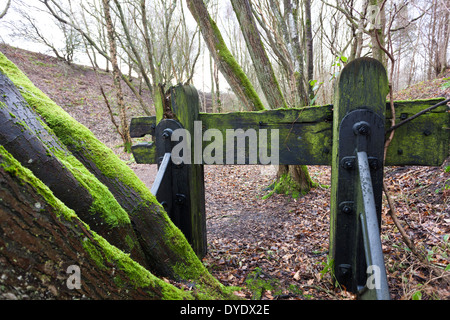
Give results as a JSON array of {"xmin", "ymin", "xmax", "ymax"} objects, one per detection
[
  {"xmin": 305, "ymin": 0, "xmax": 314, "ymax": 102},
  {"xmin": 113, "ymin": 0, "xmax": 153, "ymax": 97},
  {"xmin": 283, "ymin": 0, "xmax": 308, "ymax": 107},
  {"xmin": 369, "ymin": 0, "xmax": 387, "ymax": 66},
  {"xmin": 438, "ymin": 10, "xmax": 450, "ymax": 74},
  {"xmin": 231, "ymin": 0, "xmax": 287, "ymax": 110},
  {"xmin": 0, "ymin": 0, "xmax": 10, "ymax": 19},
  {"xmin": 102, "ymin": 0, "xmax": 132, "ymax": 153}
]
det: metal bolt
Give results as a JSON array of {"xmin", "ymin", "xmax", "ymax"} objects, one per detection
[
  {"xmin": 353, "ymin": 121, "xmax": 371, "ymax": 136},
  {"xmin": 369, "ymin": 158, "xmax": 379, "ymax": 171},
  {"xmin": 175, "ymin": 194, "xmax": 186, "ymax": 205},
  {"xmin": 342, "ymin": 206, "xmax": 352, "ymax": 214},
  {"xmin": 358, "ymin": 124, "xmax": 369, "ymax": 135},
  {"xmin": 341, "ymin": 157, "xmax": 355, "ymax": 170},
  {"xmin": 338, "ymin": 264, "xmax": 352, "ymax": 278},
  {"xmin": 162, "ymin": 128, "xmax": 173, "ymax": 140}
]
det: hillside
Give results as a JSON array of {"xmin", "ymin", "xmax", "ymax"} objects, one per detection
[
  {"xmin": 394, "ymin": 69, "xmax": 450, "ymax": 101},
  {"xmin": 0, "ymin": 44, "xmax": 449, "ymax": 300}
]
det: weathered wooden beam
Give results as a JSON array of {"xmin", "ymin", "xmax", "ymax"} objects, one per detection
[
  {"xmin": 130, "ymin": 116, "xmax": 156, "ymax": 138},
  {"xmin": 385, "ymin": 99, "xmax": 449, "ymax": 166},
  {"xmin": 199, "ymin": 106, "xmax": 333, "ymax": 165},
  {"xmin": 130, "ymin": 98, "xmax": 448, "ymax": 166}
]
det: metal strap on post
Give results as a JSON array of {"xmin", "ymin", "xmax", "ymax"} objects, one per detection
[
  {"xmin": 356, "ymin": 151, "xmax": 390, "ymax": 300},
  {"xmin": 151, "ymin": 152, "xmax": 172, "ymax": 205}
]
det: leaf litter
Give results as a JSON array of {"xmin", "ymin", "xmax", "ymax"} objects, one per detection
[{"xmin": 203, "ymin": 163, "xmax": 450, "ymax": 300}]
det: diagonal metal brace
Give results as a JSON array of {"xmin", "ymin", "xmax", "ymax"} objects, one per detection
[{"xmin": 356, "ymin": 151, "xmax": 390, "ymax": 300}]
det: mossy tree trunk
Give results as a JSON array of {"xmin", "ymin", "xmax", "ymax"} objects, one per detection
[
  {"xmin": 0, "ymin": 146, "xmax": 191, "ymax": 299},
  {"xmin": 231, "ymin": 0, "xmax": 288, "ymax": 110},
  {"xmin": 0, "ymin": 53, "xmax": 235, "ymax": 299},
  {"xmin": 186, "ymin": 0, "xmax": 265, "ymax": 111},
  {"xmin": 190, "ymin": 0, "xmax": 315, "ymax": 197},
  {"xmin": 272, "ymin": 164, "xmax": 316, "ymax": 199}
]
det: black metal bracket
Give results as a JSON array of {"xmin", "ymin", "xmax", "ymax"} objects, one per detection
[
  {"xmin": 334, "ymin": 108, "xmax": 389, "ymax": 298},
  {"xmin": 151, "ymin": 119, "xmax": 192, "ymax": 243}
]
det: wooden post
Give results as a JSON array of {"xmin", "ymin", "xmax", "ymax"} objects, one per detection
[
  {"xmin": 169, "ymin": 85, "xmax": 207, "ymax": 258},
  {"xmin": 330, "ymin": 58, "xmax": 389, "ymax": 292}
]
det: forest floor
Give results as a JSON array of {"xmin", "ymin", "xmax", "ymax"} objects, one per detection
[{"xmin": 1, "ymin": 44, "xmax": 449, "ymax": 300}]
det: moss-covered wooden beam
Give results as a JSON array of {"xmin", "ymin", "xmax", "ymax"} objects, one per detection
[
  {"xmin": 384, "ymin": 99, "xmax": 449, "ymax": 166},
  {"xmin": 131, "ymin": 98, "xmax": 449, "ymax": 166}
]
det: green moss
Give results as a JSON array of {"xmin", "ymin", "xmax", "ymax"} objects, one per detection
[
  {"xmin": 0, "ymin": 52, "xmax": 240, "ymax": 300},
  {"xmin": 245, "ymin": 267, "xmax": 282, "ymax": 300},
  {"xmin": 0, "ymin": 146, "xmax": 192, "ymax": 299},
  {"xmin": 263, "ymin": 169, "xmax": 317, "ymax": 200},
  {"xmin": 93, "ymin": 234, "xmax": 193, "ymax": 300},
  {"xmin": 0, "ymin": 52, "xmax": 152, "ymax": 224},
  {"xmin": 82, "ymin": 238, "xmax": 107, "ymax": 270},
  {"xmin": 0, "ymin": 145, "xmax": 78, "ymax": 222}
]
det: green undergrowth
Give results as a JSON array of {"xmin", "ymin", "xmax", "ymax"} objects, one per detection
[{"xmin": 263, "ymin": 173, "xmax": 319, "ymax": 200}]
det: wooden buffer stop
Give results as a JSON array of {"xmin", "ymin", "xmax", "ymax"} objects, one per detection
[{"xmin": 130, "ymin": 58, "xmax": 449, "ymax": 300}]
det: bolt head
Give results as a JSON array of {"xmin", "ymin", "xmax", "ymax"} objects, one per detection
[
  {"xmin": 342, "ymin": 206, "xmax": 352, "ymax": 214},
  {"xmin": 358, "ymin": 124, "xmax": 369, "ymax": 135},
  {"xmin": 342, "ymin": 160, "xmax": 354, "ymax": 169},
  {"xmin": 162, "ymin": 128, "xmax": 173, "ymax": 139}
]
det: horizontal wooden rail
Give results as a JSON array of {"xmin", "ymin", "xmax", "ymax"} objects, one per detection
[{"xmin": 130, "ymin": 98, "xmax": 449, "ymax": 167}]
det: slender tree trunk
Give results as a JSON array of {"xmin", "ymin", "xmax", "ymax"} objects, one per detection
[
  {"xmin": 369, "ymin": 0, "xmax": 387, "ymax": 66},
  {"xmin": 113, "ymin": 0, "xmax": 153, "ymax": 97},
  {"xmin": 438, "ymin": 10, "xmax": 449, "ymax": 74},
  {"xmin": 186, "ymin": 0, "xmax": 265, "ymax": 111},
  {"xmin": 102, "ymin": 0, "xmax": 132, "ymax": 153},
  {"xmin": 231, "ymin": 0, "xmax": 287, "ymax": 110},
  {"xmin": 283, "ymin": 0, "xmax": 308, "ymax": 107},
  {"xmin": 140, "ymin": 0, "xmax": 158, "ymax": 89},
  {"xmin": 305, "ymin": 0, "xmax": 314, "ymax": 102}
]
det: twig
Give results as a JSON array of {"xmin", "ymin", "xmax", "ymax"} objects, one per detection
[
  {"xmin": 382, "ymin": 181, "xmax": 423, "ymax": 259},
  {"xmin": 386, "ymin": 98, "xmax": 450, "ymax": 134},
  {"xmin": 100, "ymin": 86, "xmax": 124, "ymax": 141}
]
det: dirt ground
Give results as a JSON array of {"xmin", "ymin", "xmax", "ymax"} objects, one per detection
[{"xmin": 1, "ymin": 44, "xmax": 449, "ymax": 300}]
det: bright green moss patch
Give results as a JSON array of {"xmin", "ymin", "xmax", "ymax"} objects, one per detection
[
  {"xmin": 0, "ymin": 146, "xmax": 192, "ymax": 299},
  {"xmin": 0, "ymin": 145, "xmax": 78, "ymax": 222},
  {"xmin": 0, "ymin": 52, "xmax": 157, "ymax": 207}
]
